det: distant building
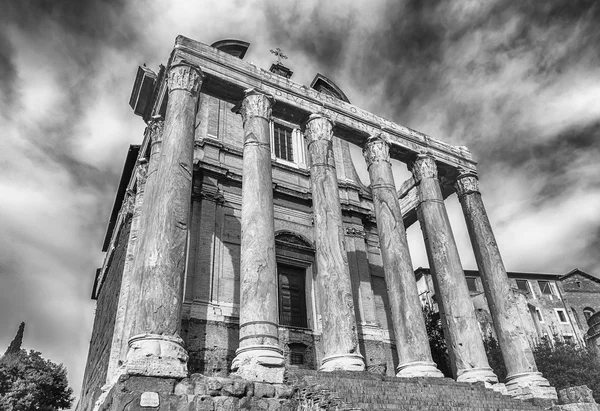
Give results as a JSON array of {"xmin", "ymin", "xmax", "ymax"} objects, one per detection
[{"xmin": 415, "ymin": 267, "xmax": 600, "ymax": 346}]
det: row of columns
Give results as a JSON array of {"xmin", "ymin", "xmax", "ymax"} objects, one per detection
[{"xmin": 123, "ymin": 62, "xmax": 551, "ymax": 396}]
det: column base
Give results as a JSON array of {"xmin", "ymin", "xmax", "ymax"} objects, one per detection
[
  {"xmin": 320, "ymin": 353, "xmax": 366, "ymax": 372},
  {"xmin": 231, "ymin": 344, "xmax": 285, "ymax": 384},
  {"xmin": 396, "ymin": 361, "xmax": 444, "ymax": 378},
  {"xmin": 456, "ymin": 367, "xmax": 498, "ymax": 384},
  {"xmin": 124, "ymin": 333, "xmax": 188, "ymax": 378},
  {"xmin": 505, "ymin": 371, "xmax": 558, "ymax": 401}
]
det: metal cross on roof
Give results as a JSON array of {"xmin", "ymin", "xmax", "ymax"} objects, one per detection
[{"xmin": 270, "ymin": 47, "xmax": 288, "ymax": 65}]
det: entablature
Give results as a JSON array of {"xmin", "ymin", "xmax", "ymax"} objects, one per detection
[{"xmin": 167, "ymin": 35, "xmax": 476, "ymax": 180}]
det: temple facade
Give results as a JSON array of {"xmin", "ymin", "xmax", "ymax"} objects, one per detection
[{"xmin": 77, "ymin": 37, "xmax": 559, "ymax": 410}]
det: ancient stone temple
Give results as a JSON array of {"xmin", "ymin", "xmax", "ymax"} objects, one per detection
[{"xmin": 77, "ymin": 37, "xmax": 559, "ymax": 411}]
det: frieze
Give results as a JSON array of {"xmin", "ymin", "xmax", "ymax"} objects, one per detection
[
  {"xmin": 167, "ymin": 64, "xmax": 202, "ymax": 95},
  {"xmin": 345, "ymin": 227, "xmax": 366, "ymax": 238},
  {"xmin": 172, "ymin": 36, "xmax": 477, "ymax": 172}
]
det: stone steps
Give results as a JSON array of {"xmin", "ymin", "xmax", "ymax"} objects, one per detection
[{"xmin": 288, "ymin": 369, "xmax": 546, "ymax": 411}]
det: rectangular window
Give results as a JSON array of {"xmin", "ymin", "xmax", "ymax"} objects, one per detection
[
  {"xmin": 466, "ymin": 277, "xmax": 478, "ymax": 293},
  {"xmin": 273, "ymin": 123, "xmax": 294, "ymax": 162},
  {"xmin": 536, "ymin": 308, "xmax": 544, "ymax": 322},
  {"xmin": 556, "ymin": 309, "xmax": 568, "ymax": 324},
  {"xmin": 278, "ymin": 264, "xmax": 307, "ymax": 328},
  {"xmin": 563, "ymin": 335, "xmax": 574, "ymax": 344},
  {"xmin": 538, "ymin": 280, "xmax": 554, "ymax": 295},
  {"xmin": 515, "ymin": 280, "xmax": 530, "ymax": 293}
]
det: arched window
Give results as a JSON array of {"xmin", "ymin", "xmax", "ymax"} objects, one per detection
[{"xmin": 584, "ymin": 307, "xmax": 596, "ymax": 322}]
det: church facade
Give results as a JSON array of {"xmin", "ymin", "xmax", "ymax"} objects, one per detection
[{"xmin": 77, "ymin": 37, "xmax": 559, "ymax": 410}]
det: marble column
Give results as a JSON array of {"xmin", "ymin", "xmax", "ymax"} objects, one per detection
[
  {"xmin": 455, "ymin": 171, "xmax": 555, "ymax": 398},
  {"xmin": 364, "ymin": 136, "xmax": 443, "ymax": 378},
  {"xmin": 305, "ymin": 113, "xmax": 365, "ymax": 372},
  {"xmin": 125, "ymin": 63, "xmax": 202, "ymax": 377},
  {"xmin": 107, "ymin": 160, "xmax": 148, "ymax": 383},
  {"xmin": 411, "ymin": 153, "xmax": 497, "ymax": 383},
  {"xmin": 231, "ymin": 89, "xmax": 284, "ymax": 383}
]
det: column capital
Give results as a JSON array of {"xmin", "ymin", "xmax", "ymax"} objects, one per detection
[
  {"xmin": 147, "ymin": 117, "xmax": 164, "ymax": 143},
  {"xmin": 135, "ymin": 159, "xmax": 148, "ymax": 192},
  {"xmin": 410, "ymin": 153, "xmax": 438, "ymax": 182},
  {"xmin": 237, "ymin": 88, "xmax": 274, "ymax": 125},
  {"xmin": 305, "ymin": 113, "xmax": 334, "ymax": 142},
  {"xmin": 454, "ymin": 171, "xmax": 480, "ymax": 197},
  {"xmin": 363, "ymin": 134, "xmax": 391, "ymax": 167},
  {"xmin": 167, "ymin": 63, "xmax": 202, "ymax": 95}
]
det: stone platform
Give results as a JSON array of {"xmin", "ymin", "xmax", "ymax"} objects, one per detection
[{"xmin": 95, "ymin": 370, "xmax": 552, "ymax": 410}]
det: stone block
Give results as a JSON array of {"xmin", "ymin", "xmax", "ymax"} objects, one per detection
[
  {"xmin": 559, "ymin": 386, "xmax": 597, "ymax": 404},
  {"xmin": 168, "ymin": 394, "xmax": 191, "ymax": 411},
  {"xmin": 273, "ymin": 384, "xmax": 295, "ymax": 399},
  {"xmin": 553, "ymin": 405, "xmax": 600, "ymax": 411},
  {"xmin": 174, "ymin": 379, "xmax": 193, "ymax": 396},
  {"xmin": 206, "ymin": 377, "xmax": 224, "ymax": 396},
  {"xmin": 192, "ymin": 395, "xmax": 214, "ymax": 411},
  {"xmin": 212, "ymin": 396, "xmax": 238, "ymax": 411},
  {"xmin": 117, "ymin": 375, "xmax": 176, "ymax": 394},
  {"xmin": 220, "ymin": 379, "xmax": 248, "ymax": 397},
  {"xmin": 254, "ymin": 382, "xmax": 276, "ymax": 398}
]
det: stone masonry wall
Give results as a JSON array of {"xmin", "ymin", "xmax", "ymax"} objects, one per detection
[
  {"xmin": 559, "ymin": 274, "xmax": 600, "ymax": 335},
  {"xmin": 78, "ymin": 216, "xmax": 132, "ymax": 411}
]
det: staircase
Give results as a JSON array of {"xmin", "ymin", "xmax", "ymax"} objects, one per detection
[{"xmin": 288, "ymin": 369, "xmax": 546, "ymax": 411}]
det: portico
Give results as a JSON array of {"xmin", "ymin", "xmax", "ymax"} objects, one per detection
[{"xmin": 93, "ymin": 36, "xmax": 557, "ymax": 402}]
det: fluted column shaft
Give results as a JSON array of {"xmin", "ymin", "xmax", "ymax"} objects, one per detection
[
  {"xmin": 455, "ymin": 172, "xmax": 553, "ymax": 394},
  {"xmin": 231, "ymin": 89, "xmax": 284, "ymax": 383},
  {"xmin": 126, "ymin": 64, "xmax": 201, "ymax": 377},
  {"xmin": 411, "ymin": 154, "xmax": 497, "ymax": 383},
  {"xmin": 363, "ymin": 137, "xmax": 443, "ymax": 378},
  {"xmin": 306, "ymin": 113, "xmax": 365, "ymax": 372}
]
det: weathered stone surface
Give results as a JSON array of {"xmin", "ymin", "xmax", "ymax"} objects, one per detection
[
  {"xmin": 305, "ymin": 113, "xmax": 365, "ymax": 372},
  {"xmin": 411, "ymin": 154, "xmax": 497, "ymax": 384},
  {"xmin": 456, "ymin": 171, "xmax": 555, "ymax": 399},
  {"xmin": 231, "ymin": 88, "xmax": 284, "ymax": 383},
  {"xmin": 559, "ymin": 386, "xmax": 597, "ymax": 404},
  {"xmin": 126, "ymin": 63, "xmax": 202, "ymax": 377},
  {"xmin": 254, "ymin": 382, "xmax": 276, "ymax": 398},
  {"xmin": 116, "ymin": 374, "xmax": 176, "ymax": 394},
  {"xmin": 363, "ymin": 136, "xmax": 442, "ymax": 379}
]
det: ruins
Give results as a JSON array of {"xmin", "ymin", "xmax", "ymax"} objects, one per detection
[{"xmin": 77, "ymin": 36, "xmax": 560, "ymax": 410}]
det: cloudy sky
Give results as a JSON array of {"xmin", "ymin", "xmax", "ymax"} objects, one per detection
[{"xmin": 1, "ymin": 0, "xmax": 599, "ymax": 407}]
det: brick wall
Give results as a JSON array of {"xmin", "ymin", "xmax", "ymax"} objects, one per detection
[
  {"xmin": 77, "ymin": 216, "xmax": 131, "ymax": 411},
  {"xmin": 559, "ymin": 273, "xmax": 600, "ymax": 335}
]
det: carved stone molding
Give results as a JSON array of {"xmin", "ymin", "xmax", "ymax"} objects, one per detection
[
  {"xmin": 122, "ymin": 191, "xmax": 135, "ymax": 215},
  {"xmin": 410, "ymin": 153, "xmax": 438, "ymax": 182},
  {"xmin": 238, "ymin": 88, "xmax": 274, "ymax": 124},
  {"xmin": 148, "ymin": 119, "xmax": 164, "ymax": 144},
  {"xmin": 135, "ymin": 160, "xmax": 148, "ymax": 192},
  {"xmin": 454, "ymin": 171, "xmax": 480, "ymax": 197},
  {"xmin": 363, "ymin": 134, "xmax": 390, "ymax": 167},
  {"xmin": 167, "ymin": 64, "xmax": 202, "ymax": 95},
  {"xmin": 305, "ymin": 113, "xmax": 334, "ymax": 143},
  {"xmin": 345, "ymin": 226, "xmax": 366, "ymax": 238}
]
